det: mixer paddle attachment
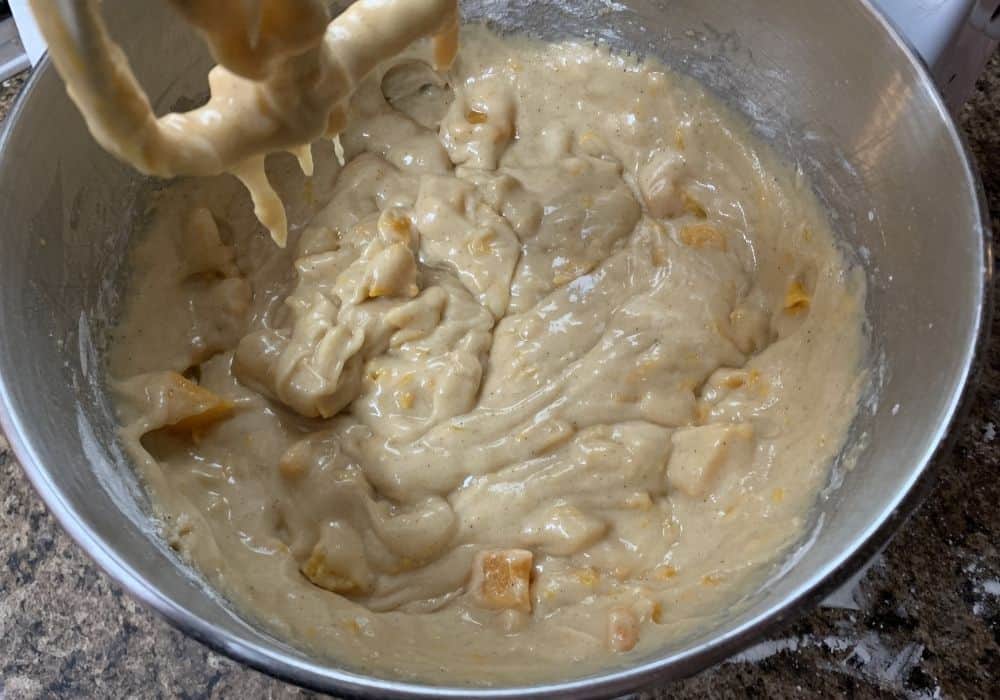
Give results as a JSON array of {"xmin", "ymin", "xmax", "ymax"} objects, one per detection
[{"xmin": 29, "ymin": 0, "xmax": 460, "ymax": 246}]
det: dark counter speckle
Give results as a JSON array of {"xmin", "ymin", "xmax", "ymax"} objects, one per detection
[{"xmin": 2, "ymin": 50, "xmax": 999, "ymax": 698}]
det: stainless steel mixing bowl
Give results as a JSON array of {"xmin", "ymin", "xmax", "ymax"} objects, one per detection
[{"xmin": 0, "ymin": 0, "xmax": 991, "ymax": 697}]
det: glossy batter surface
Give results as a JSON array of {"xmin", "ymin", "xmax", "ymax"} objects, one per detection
[{"xmin": 110, "ymin": 29, "xmax": 866, "ymax": 684}]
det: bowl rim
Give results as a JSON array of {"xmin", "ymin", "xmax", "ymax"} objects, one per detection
[{"xmin": 0, "ymin": 0, "xmax": 993, "ymax": 696}]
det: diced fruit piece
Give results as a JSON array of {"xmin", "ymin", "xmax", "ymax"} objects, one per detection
[
  {"xmin": 520, "ymin": 504, "xmax": 607, "ymax": 556},
  {"xmin": 178, "ymin": 207, "xmax": 238, "ymax": 278},
  {"xmin": 653, "ymin": 564, "xmax": 677, "ymax": 581},
  {"xmin": 468, "ymin": 549, "xmax": 533, "ymax": 612},
  {"xmin": 466, "ymin": 230, "xmax": 497, "ymax": 256},
  {"xmin": 300, "ymin": 521, "xmax": 374, "ymax": 595},
  {"xmin": 277, "ymin": 437, "xmax": 325, "ymax": 480},
  {"xmin": 651, "ymin": 601, "xmax": 665, "ymax": 623},
  {"xmin": 378, "ymin": 208, "xmax": 413, "ymax": 241},
  {"xmin": 125, "ymin": 371, "xmax": 234, "ymax": 433},
  {"xmin": 607, "ymin": 606, "xmax": 640, "ymax": 652},
  {"xmin": 667, "ymin": 423, "xmax": 755, "ymax": 498},
  {"xmin": 680, "ymin": 223, "xmax": 726, "ymax": 251},
  {"xmin": 784, "ymin": 281, "xmax": 811, "ymax": 313},
  {"xmin": 169, "ymin": 403, "xmax": 232, "ymax": 433},
  {"xmin": 682, "ymin": 190, "xmax": 707, "ymax": 218},
  {"xmin": 366, "ymin": 243, "xmax": 419, "ymax": 299},
  {"xmin": 466, "ymin": 109, "xmax": 489, "ymax": 124},
  {"xmin": 397, "ymin": 391, "xmax": 416, "ymax": 409}
]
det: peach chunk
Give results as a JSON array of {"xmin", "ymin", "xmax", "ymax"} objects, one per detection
[
  {"xmin": 668, "ymin": 423, "xmax": 755, "ymax": 498},
  {"xmin": 468, "ymin": 549, "xmax": 533, "ymax": 613},
  {"xmin": 128, "ymin": 371, "xmax": 233, "ymax": 434},
  {"xmin": 607, "ymin": 605, "xmax": 640, "ymax": 652}
]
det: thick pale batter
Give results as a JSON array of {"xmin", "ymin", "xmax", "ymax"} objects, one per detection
[{"xmin": 109, "ymin": 28, "xmax": 866, "ymax": 685}]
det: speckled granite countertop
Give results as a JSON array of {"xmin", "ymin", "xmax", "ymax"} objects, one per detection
[{"xmin": 1, "ymin": 47, "xmax": 999, "ymax": 698}]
